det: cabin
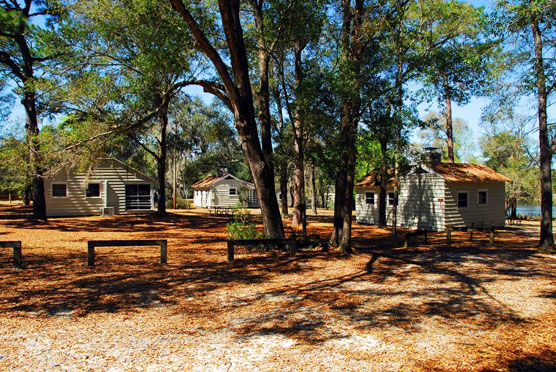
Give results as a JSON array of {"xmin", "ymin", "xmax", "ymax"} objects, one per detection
[
  {"xmin": 44, "ymin": 158, "xmax": 156, "ymax": 217},
  {"xmin": 355, "ymin": 157, "xmax": 510, "ymax": 231},
  {"xmin": 192, "ymin": 169, "xmax": 259, "ymax": 208}
]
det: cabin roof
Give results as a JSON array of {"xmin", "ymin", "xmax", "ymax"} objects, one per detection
[
  {"xmin": 355, "ymin": 162, "xmax": 510, "ymax": 188},
  {"xmin": 191, "ymin": 173, "xmax": 253, "ymax": 189},
  {"xmin": 427, "ymin": 163, "xmax": 511, "ymax": 183}
]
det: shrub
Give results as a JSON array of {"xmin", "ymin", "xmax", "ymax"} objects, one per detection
[{"xmin": 226, "ymin": 204, "xmax": 261, "ymax": 241}]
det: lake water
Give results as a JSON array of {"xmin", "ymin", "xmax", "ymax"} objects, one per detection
[{"xmin": 514, "ymin": 206, "xmax": 556, "ymax": 217}]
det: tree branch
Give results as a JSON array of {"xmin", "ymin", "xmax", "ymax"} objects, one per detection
[
  {"xmin": 0, "ymin": 51, "xmax": 25, "ymax": 81},
  {"xmin": 168, "ymin": 0, "xmax": 238, "ymax": 104}
]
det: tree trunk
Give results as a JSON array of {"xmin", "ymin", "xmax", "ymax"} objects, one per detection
[
  {"xmin": 378, "ymin": 137, "xmax": 388, "ymax": 228},
  {"xmin": 156, "ymin": 100, "xmax": 169, "ymax": 217},
  {"xmin": 292, "ymin": 43, "xmax": 307, "ymax": 238},
  {"xmin": 169, "ymin": 0, "xmax": 284, "ymax": 239},
  {"xmin": 531, "ymin": 20, "xmax": 554, "ymax": 252},
  {"xmin": 22, "ymin": 90, "xmax": 47, "ymax": 220},
  {"xmin": 311, "ymin": 161, "xmax": 317, "ymax": 215},
  {"xmin": 443, "ymin": 72, "xmax": 455, "ymax": 163},
  {"xmin": 279, "ymin": 164, "xmax": 289, "ymax": 217}
]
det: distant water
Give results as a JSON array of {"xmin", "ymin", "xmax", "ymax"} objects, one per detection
[{"xmin": 514, "ymin": 206, "xmax": 556, "ymax": 217}]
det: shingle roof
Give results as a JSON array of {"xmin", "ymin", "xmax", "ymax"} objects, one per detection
[
  {"xmin": 355, "ymin": 163, "xmax": 511, "ymax": 188},
  {"xmin": 355, "ymin": 173, "xmax": 395, "ymax": 188},
  {"xmin": 191, "ymin": 175, "xmax": 221, "ymax": 189},
  {"xmin": 428, "ymin": 163, "xmax": 511, "ymax": 183}
]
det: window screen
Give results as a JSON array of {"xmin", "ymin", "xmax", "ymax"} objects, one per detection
[
  {"xmin": 52, "ymin": 184, "xmax": 67, "ymax": 198},
  {"xmin": 86, "ymin": 183, "xmax": 100, "ymax": 198}
]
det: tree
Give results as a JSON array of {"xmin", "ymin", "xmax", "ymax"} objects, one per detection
[
  {"xmin": 420, "ymin": 1, "xmax": 491, "ymax": 163},
  {"xmin": 169, "ymin": 0, "xmax": 284, "ymax": 239},
  {"xmin": 62, "ymin": 0, "xmax": 201, "ymax": 216},
  {"xmin": 0, "ymin": 0, "xmax": 63, "ymax": 219},
  {"xmin": 480, "ymin": 129, "xmax": 538, "ymax": 218},
  {"xmin": 496, "ymin": 0, "xmax": 556, "ymax": 251}
]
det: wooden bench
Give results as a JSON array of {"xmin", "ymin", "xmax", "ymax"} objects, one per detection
[
  {"xmin": 507, "ymin": 218, "xmax": 522, "ymax": 225},
  {"xmin": 403, "ymin": 230, "xmax": 427, "ymax": 248},
  {"xmin": 87, "ymin": 240, "xmax": 167, "ymax": 266},
  {"xmin": 227, "ymin": 238, "xmax": 296, "ymax": 262},
  {"xmin": 0, "ymin": 241, "xmax": 22, "ymax": 268}
]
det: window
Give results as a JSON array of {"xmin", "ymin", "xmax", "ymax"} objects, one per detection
[
  {"xmin": 86, "ymin": 183, "xmax": 101, "ymax": 198},
  {"xmin": 365, "ymin": 192, "xmax": 375, "ymax": 205},
  {"xmin": 125, "ymin": 184, "xmax": 151, "ymax": 210},
  {"xmin": 52, "ymin": 184, "xmax": 67, "ymax": 198},
  {"xmin": 477, "ymin": 190, "xmax": 488, "ymax": 206},
  {"xmin": 457, "ymin": 192, "xmax": 468, "ymax": 208},
  {"xmin": 229, "ymin": 187, "xmax": 237, "ymax": 196},
  {"xmin": 388, "ymin": 192, "xmax": 395, "ymax": 206}
]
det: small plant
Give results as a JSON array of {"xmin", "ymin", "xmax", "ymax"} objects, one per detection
[{"xmin": 226, "ymin": 204, "xmax": 260, "ymax": 241}]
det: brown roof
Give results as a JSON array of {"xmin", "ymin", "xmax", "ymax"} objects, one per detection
[
  {"xmin": 191, "ymin": 175, "xmax": 221, "ymax": 189},
  {"xmin": 428, "ymin": 163, "xmax": 511, "ymax": 183},
  {"xmin": 355, "ymin": 173, "xmax": 395, "ymax": 188}
]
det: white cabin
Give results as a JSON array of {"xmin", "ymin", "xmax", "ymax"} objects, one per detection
[
  {"xmin": 192, "ymin": 173, "xmax": 259, "ymax": 208},
  {"xmin": 44, "ymin": 158, "xmax": 155, "ymax": 217},
  {"xmin": 355, "ymin": 162, "xmax": 510, "ymax": 231}
]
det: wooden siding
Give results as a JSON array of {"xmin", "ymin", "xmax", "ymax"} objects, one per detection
[
  {"xmin": 444, "ymin": 182, "xmax": 506, "ymax": 229},
  {"xmin": 398, "ymin": 174, "xmax": 445, "ymax": 231},
  {"xmin": 44, "ymin": 159, "xmax": 154, "ymax": 217},
  {"xmin": 213, "ymin": 179, "xmax": 257, "ymax": 208},
  {"xmin": 356, "ymin": 173, "xmax": 445, "ymax": 231}
]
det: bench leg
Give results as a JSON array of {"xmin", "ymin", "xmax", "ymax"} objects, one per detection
[
  {"xmin": 88, "ymin": 243, "xmax": 95, "ymax": 266},
  {"xmin": 227, "ymin": 242, "xmax": 234, "ymax": 262},
  {"xmin": 13, "ymin": 242, "xmax": 22, "ymax": 269},
  {"xmin": 160, "ymin": 241, "xmax": 167, "ymax": 264}
]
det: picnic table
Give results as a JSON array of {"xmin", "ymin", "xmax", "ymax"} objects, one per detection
[{"xmin": 211, "ymin": 207, "xmax": 234, "ymax": 216}]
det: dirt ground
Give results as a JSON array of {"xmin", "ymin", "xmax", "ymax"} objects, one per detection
[{"xmin": 0, "ymin": 204, "xmax": 555, "ymax": 372}]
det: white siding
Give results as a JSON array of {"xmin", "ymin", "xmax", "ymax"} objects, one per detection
[
  {"xmin": 398, "ymin": 173, "xmax": 445, "ymax": 231},
  {"xmin": 44, "ymin": 159, "xmax": 154, "ymax": 217},
  {"xmin": 356, "ymin": 173, "xmax": 445, "ymax": 231},
  {"xmin": 213, "ymin": 179, "xmax": 255, "ymax": 207},
  {"xmin": 444, "ymin": 182, "xmax": 506, "ymax": 229}
]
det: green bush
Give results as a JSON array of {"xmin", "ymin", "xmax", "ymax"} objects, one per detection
[{"xmin": 226, "ymin": 205, "xmax": 261, "ymax": 241}]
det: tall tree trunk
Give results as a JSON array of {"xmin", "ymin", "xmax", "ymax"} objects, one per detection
[
  {"xmin": 170, "ymin": 0, "xmax": 284, "ymax": 239},
  {"xmin": 156, "ymin": 100, "xmax": 169, "ymax": 216},
  {"xmin": 251, "ymin": 1, "xmax": 273, "ymax": 160},
  {"xmin": 531, "ymin": 20, "xmax": 554, "ymax": 252},
  {"xmin": 443, "ymin": 72, "xmax": 454, "ymax": 163},
  {"xmin": 378, "ymin": 137, "xmax": 388, "ymax": 228},
  {"xmin": 22, "ymin": 89, "xmax": 46, "ymax": 220},
  {"xmin": 311, "ymin": 161, "xmax": 317, "ymax": 215},
  {"xmin": 292, "ymin": 43, "xmax": 307, "ymax": 238},
  {"xmin": 329, "ymin": 0, "xmax": 363, "ymax": 254},
  {"xmin": 279, "ymin": 165, "xmax": 289, "ymax": 217}
]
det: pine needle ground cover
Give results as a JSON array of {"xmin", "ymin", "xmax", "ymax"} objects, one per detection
[{"xmin": 0, "ymin": 204, "xmax": 555, "ymax": 371}]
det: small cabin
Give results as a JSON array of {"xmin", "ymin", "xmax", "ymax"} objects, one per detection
[
  {"xmin": 192, "ymin": 170, "xmax": 259, "ymax": 208},
  {"xmin": 44, "ymin": 158, "xmax": 155, "ymax": 217},
  {"xmin": 355, "ymin": 162, "xmax": 510, "ymax": 231}
]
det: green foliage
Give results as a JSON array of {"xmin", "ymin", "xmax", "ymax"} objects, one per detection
[{"xmin": 226, "ymin": 205, "xmax": 261, "ymax": 241}]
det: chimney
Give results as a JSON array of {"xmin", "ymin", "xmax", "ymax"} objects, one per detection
[
  {"xmin": 217, "ymin": 166, "xmax": 228, "ymax": 177},
  {"xmin": 424, "ymin": 147, "xmax": 442, "ymax": 165}
]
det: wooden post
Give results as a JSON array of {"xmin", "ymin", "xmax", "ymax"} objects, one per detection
[
  {"xmin": 404, "ymin": 237, "xmax": 409, "ymax": 249},
  {"xmin": 446, "ymin": 226, "xmax": 452, "ymax": 245},
  {"xmin": 227, "ymin": 241, "xmax": 234, "ymax": 262},
  {"xmin": 489, "ymin": 223, "xmax": 495, "ymax": 246},
  {"xmin": 160, "ymin": 240, "xmax": 167, "ymax": 264},
  {"xmin": 288, "ymin": 238, "xmax": 296, "ymax": 257},
  {"xmin": 469, "ymin": 223, "xmax": 474, "ymax": 242},
  {"xmin": 8, "ymin": 193, "xmax": 11, "ymax": 205},
  {"xmin": 12, "ymin": 241, "xmax": 22, "ymax": 269},
  {"xmin": 88, "ymin": 242, "xmax": 95, "ymax": 266}
]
